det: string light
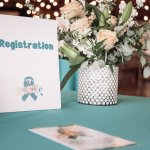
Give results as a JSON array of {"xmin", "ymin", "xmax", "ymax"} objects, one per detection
[
  {"xmin": 37, "ymin": 0, "xmax": 41, "ymax": 2},
  {"xmin": 26, "ymin": 10, "xmax": 31, "ymax": 15},
  {"xmin": 144, "ymin": 16, "xmax": 149, "ymax": 21},
  {"xmin": 144, "ymin": 5, "xmax": 149, "ymax": 10},
  {"xmin": 19, "ymin": 4, "xmax": 23, "ymax": 9},
  {"xmin": 54, "ymin": 11, "xmax": 59, "ymax": 17},
  {"xmin": 0, "ymin": 2, "xmax": 4, "ymax": 7},
  {"xmin": 16, "ymin": 3, "xmax": 20, "ymax": 8},
  {"xmin": 4, "ymin": 0, "xmax": 9, "ymax": 2},
  {"xmin": 16, "ymin": 3, "xmax": 23, "ymax": 9},
  {"xmin": 45, "ymin": 14, "xmax": 51, "ymax": 19},
  {"xmin": 49, "ymin": 0, "xmax": 54, "ymax": 3},
  {"xmin": 46, "ymin": 4, "xmax": 51, "ymax": 9},
  {"xmin": 53, "ymin": 2, "xmax": 58, "ymax": 6},
  {"xmin": 40, "ymin": 2, "xmax": 45, "ymax": 7},
  {"xmin": 35, "ymin": 7, "xmax": 40, "ymax": 12}
]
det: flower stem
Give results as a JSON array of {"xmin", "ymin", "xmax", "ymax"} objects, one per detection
[{"xmin": 60, "ymin": 64, "xmax": 81, "ymax": 91}]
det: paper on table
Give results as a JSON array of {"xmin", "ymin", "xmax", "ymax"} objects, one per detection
[{"xmin": 29, "ymin": 125, "xmax": 136, "ymax": 150}]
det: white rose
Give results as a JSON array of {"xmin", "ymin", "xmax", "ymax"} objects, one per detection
[
  {"xmin": 107, "ymin": 16, "xmax": 117, "ymax": 27},
  {"xmin": 57, "ymin": 17, "xmax": 70, "ymax": 32},
  {"xmin": 70, "ymin": 17, "xmax": 91, "ymax": 32},
  {"xmin": 96, "ymin": 29, "xmax": 118, "ymax": 51}
]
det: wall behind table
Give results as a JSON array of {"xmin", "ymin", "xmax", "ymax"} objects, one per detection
[{"xmin": 59, "ymin": 60, "xmax": 78, "ymax": 91}]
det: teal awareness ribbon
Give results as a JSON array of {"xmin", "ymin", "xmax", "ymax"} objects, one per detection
[{"xmin": 22, "ymin": 76, "xmax": 37, "ymax": 101}]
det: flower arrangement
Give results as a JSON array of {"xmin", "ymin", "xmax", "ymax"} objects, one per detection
[
  {"xmin": 25, "ymin": 0, "xmax": 150, "ymax": 90},
  {"xmin": 57, "ymin": 0, "xmax": 150, "ymax": 90}
]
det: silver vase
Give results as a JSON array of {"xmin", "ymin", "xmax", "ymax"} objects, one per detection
[{"xmin": 77, "ymin": 65, "xmax": 119, "ymax": 106}]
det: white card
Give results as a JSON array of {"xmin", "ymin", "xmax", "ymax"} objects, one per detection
[
  {"xmin": 29, "ymin": 125, "xmax": 136, "ymax": 150},
  {"xmin": 0, "ymin": 14, "xmax": 61, "ymax": 113}
]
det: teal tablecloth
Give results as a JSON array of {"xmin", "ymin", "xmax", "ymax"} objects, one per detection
[{"xmin": 0, "ymin": 91, "xmax": 150, "ymax": 150}]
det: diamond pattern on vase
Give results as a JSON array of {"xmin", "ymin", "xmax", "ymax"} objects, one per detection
[{"xmin": 77, "ymin": 66, "xmax": 119, "ymax": 106}]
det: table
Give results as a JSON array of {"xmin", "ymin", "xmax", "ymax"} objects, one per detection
[{"xmin": 0, "ymin": 91, "xmax": 150, "ymax": 150}]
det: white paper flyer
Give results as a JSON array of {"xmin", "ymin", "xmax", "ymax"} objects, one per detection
[{"xmin": 29, "ymin": 125, "xmax": 136, "ymax": 150}]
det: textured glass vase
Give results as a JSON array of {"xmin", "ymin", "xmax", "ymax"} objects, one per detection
[{"xmin": 77, "ymin": 65, "xmax": 119, "ymax": 106}]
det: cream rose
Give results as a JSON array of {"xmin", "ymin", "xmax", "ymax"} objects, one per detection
[
  {"xmin": 96, "ymin": 29, "xmax": 118, "ymax": 51},
  {"xmin": 60, "ymin": 1, "xmax": 85, "ymax": 19},
  {"xmin": 107, "ymin": 16, "xmax": 117, "ymax": 27}
]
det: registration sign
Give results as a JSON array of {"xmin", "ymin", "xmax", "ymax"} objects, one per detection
[{"xmin": 0, "ymin": 14, "xmax": 61, "ymax": 113}]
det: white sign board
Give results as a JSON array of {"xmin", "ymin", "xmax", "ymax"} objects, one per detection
[{"xmin": 0, "ymin": 15, "xmax": 61, "ymax": 113}]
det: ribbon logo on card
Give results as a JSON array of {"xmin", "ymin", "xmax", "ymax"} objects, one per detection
[{"xmin": 19, "ymin": 76, "xmax": 43, "ymax": 101}]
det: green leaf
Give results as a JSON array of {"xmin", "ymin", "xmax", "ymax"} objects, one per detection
[
  {"xmin": 143, "ymin": 23, "xmax": 150, "ymax": 30},
  {"xmin": 93, "ymin": 40, "xmax": 105, "ymax": 55},
  {"xmin": 121, "ymin": 43, "xmax": 133, "ymax": 56},
  {"xmin": 99, "ymin": 14, "xmax": 106, "ymax": 27},
  {"xmin": 60, "ymin": 46, "xmax": 77, "ymax": 59},
  {"xmin": 71, "ymin": 54, "xmax": 86, "ymax": 66},
  {"xmin": 61, "ymin": 64, "xmax": 80, "ymax": 91},
  {"xmin": 86, "ymin": 4, "xmax": 105, "ymax": 27},
  {"xmin": 108, "ymin": 54, "xmax": 116, "ymax": 61},
  {"xmin": 109, "ymin": 65, "xmax": 114, "ymax": 73},
  {"xmin": 127, "ymin": 30, "xmax": 135, "ymax": 37},
  {"xmin": 132, "ymin": 23, "xmax": 150, "ymax": 31},
  {"xmin": 60, "ymin": 43, "xmax": 86, "ymax": 66},
  {"xmin": 94, "ymin": 40, "xmax": 104, "ymax": 50},
  {"xmin": 103, "ymin": 7, "xmax": 109, "ymax": 20},
  {"xmin": 120, "ymin": 1, "xmax": 132, "ymax": 24},
  {"xmin": 104, "ymin": 51, "xmax": 108, "ymax": 63}
]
